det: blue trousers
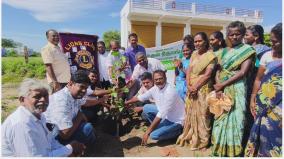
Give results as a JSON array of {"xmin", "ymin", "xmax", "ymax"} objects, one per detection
[
  {"xmin": 141, "ymin": 104, "xmax": 183, "ymax": 141},
  {"xmin": 56, "ymin": 122, "xmax": 96, "ymax": 146}
]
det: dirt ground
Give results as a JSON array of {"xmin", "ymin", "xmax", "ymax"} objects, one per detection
[{"xmin": 2, "ymin": 83, "xmax": 211, "ymax": 157}]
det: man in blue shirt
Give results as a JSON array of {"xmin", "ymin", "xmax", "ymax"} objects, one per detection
[{"xmin": 124, "ymin": 33, "xmax": 146, "ymax": 71}]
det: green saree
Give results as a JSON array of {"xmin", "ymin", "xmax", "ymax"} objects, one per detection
[{"xmin": 211, "ymin": 44, "xmax": 256, "ymax": 157}]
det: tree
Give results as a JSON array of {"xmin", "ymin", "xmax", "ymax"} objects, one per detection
[
  {"xmin": 102, "ymin": 30, "xmax": 121, "ymax": 50},
  {"xmin": 6, "ymin": 49, "xmax": 18, "ymax": 57},
  {"xmin": 2, "ymin": 38, "xmax": 22, "ymax": 48},
  {"xmin": 264, "ymin": 33, "xmax": 271, "ymax": 47}
]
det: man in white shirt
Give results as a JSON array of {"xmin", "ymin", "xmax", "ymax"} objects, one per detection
[
  {"xmin": 127, "ymin": 52, "xmax": 165, "ymax": 99},
  {"xmin": 41, "ymin": 29, "xmax": 71, "ymax": 93},
  {"xmin": 125, "ymin": 70, "xmax": 185, "ymax": 145},
  {"xmin": 106, "ymin": 40, "xmax": 131, "ymax": 84},
  {"xmin": 44, "ymin": 70, "xmax": 106, "ymax": 147},
  {"xmin": 128, "ymin": 72, "xmax": 154, "ymax": 113},
  {"xmin": 131, "ymin": 52, "xmax": 165, "ymax": 81},
  {"xmin": 2, "ymin": 79, "xmax": 85, "ymax": 157},
  {"xmin": 97, "ymin": 41, "xmax": 111, "ymax": 89}
]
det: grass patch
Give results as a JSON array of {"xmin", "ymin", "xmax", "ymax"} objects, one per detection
[
  {"xmin": 2, "ymin": 57, "xmax": 46, "ymax": 84},
  {"xmin": 1, "ymin": 104, "xmax": 17, "ymax": 123},
  {"xmin": 7, "ymin": 96, "xmax": 18, "ymax": 100}
]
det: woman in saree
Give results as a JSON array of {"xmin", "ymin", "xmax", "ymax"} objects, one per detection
[
  {"xmin": 244, "ymin": 25, "xmax": 271, "ymax": 65},
  {"xmin": 209, "ymin": 31, "xmax": 227, "ymax": 56},
  {"xmin": 211, "ymin": 21, "xmax": 256, "ymax": 156},
  {"xmin": 174, "ymin": 42, "xmax": 195, "ymax": 101},
  {"xmin": 176, "ymin": 32, "xmax": 216, "ymax": 150},
  {"xmin": 245, "ymin": 23, "xmax": 282, "ymax": 157},
  {"xmin": 244, "ymin": 25, "xmax": 272, "ymax": 114}
]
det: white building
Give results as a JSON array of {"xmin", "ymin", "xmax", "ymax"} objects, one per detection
[{"xmin": 120, "ymin": 0, "xmax": 263, "ymax": 48}]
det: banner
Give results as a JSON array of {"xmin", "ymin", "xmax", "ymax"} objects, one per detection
[
  {"xmin": 146, "ymin": 40, "xmax": 183, "ymax": 70},
  {"xmin": 59, "ymin": 33, "xmax": 98, "ymax": 74}
]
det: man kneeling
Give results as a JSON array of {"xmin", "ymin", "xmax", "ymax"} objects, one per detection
[
  {"xmin": 1, "ymin": 79, "xmax": 85, "ymax": 156},
  {"xmin": 44, "ymin": 70, "xmax": 106, "ymax": 147},
  {"xmin": 125, "ymin": 70, "xmax": 185, "ymax": 145}
]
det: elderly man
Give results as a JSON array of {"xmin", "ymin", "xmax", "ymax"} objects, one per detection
[
  {"xmin": 97, "ymin": 41, "xmax": 111, "ymax": 89},
  {"xmin": 125, "ymin": 70, "xmax": 185, "ymax": 145},
  {"xmin": 41, "ymin": 29, "xmax": 71, "ymax": 93},
  {"xmin": 124, "ymin": 33, "xmax": 146, "ymax": 71},
  {"xmin": 44, "ymin": 70, "xmax": 107, "ymax": 147},
  {"xmin": 127, "ymin": 53, "xmax": 165, "ymax": 99},
  {"xmin": 131, "ymin": 52, "xmax": 165, "ymax": 81},
  {"xmin": 106, "ymin": 40, "xmax": 131, "ymax": 84},
  {"xmin": 2, "ymin": 79, "xmax": 85, "ymax": 157}
]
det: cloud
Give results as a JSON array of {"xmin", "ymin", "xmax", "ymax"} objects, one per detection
[
  {"xmin": 3, "ymin": 0, "xmax": 110, "ymax": 22},
  {"xmin": 4, "ymin": 32, "xmax": 42, "ymax": 38},
  {"xmin": 59, "ymin": 28, "xmax": 89, "ymax": 34},
  {"xmin": 109, "ymin": 12, "xmax": 120, "ymax": 18}
]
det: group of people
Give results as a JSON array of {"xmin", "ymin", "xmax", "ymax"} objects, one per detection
[
  {"xmin": 174, "ymin": 21, "xmax": 282, "ymax": 157},
  {"xmin": 1, "ymin": 20, "xmax": 282, "ymax": 157}
]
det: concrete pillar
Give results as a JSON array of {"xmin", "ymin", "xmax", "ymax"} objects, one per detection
[
  {"xmin": 156, "ymin": 21, "xmax": 162, "ymax": 47},
  {"xmin": 184, "ymin": 21, "xmax": 191, "ymax": 36},
  {"xmin": 221, "ymin": 25, "xmax": 227, "ymax": 38},
  {"xmin": 192, "ymin": 3, "xmax": 196, "ymax": 14},
  {"xmin": 162, "ymin": 0, "xmax": 166, "ymax": 10},
  {"xmin": 232, "ymin": 7, "xmax": 235, "ymax": 17},
  {"xmin": 120, "ymin": 15, "xmax": 127, "ymax": 48},
  {"xmin": 254, "ymin": 10, "xmax": 260, "ymax": 18},
  {"xmin": 126, "ymin": 19, "xmax": 132, "ymax": 48},
  {"xmin": 120, "ymin": 14, "xmax": 132, "ymax": 48}
]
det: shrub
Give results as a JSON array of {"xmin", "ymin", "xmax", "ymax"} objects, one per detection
[
  {"xmin": 2, "ymin": 57, "xmax": 46, "ymax": 84},
  {"xmin": 6, "ymin": 50, "xmax": 18, "ymax": 57}
]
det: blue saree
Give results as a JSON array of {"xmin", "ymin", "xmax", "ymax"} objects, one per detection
[{"xmin": 245, "ymin": 60, "xmax": 282, "ymax": 157}]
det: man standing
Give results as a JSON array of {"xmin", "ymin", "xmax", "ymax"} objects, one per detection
[
  {"xmin": 97, "ymin": 41, "xmax": 111, "ymax": 89},
  {"xmin": 41, "ymin": 29, "xmax": 71, "ymax": 93},
  {"xmin": 2, "ymin": 79, "xmax": 85, "ymax": 157},
  {"xmin": 107, "ymin": 40, "xmax": 131, "ymax": 84},
  {"xmin": 23, "ymin": 46, "xmax": 29, "ymax": 63},
  {"xmin": 125, "ymin": 70, "xmax": 185, "ymax": 145},
  {"xmin": 44, "ymin": 70, "xmax": 106, "ymax": 146},
  {"xmin": 124, "ymin": 33, "xmax": 146, "ymax": 71}
]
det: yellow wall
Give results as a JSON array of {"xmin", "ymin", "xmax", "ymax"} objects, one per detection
[
  {"xmin": 131, "ymin": 21, "xmax": 156, "ymax": 48},
  {"xmin": 131, "ymin": 22, "xmax": 223, "ymax": 48},
  {"xmin": 191, "ymin": 25, "xmax": 223, "ymax": 37},
  {"xmin": 162, "ymin": 23, "xmax": 185, "ymax": 45}
]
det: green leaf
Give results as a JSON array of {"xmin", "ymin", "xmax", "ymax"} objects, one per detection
[
  {"xmin": 111, "ymin": 92, "xmax": 117, "ymax": 98},
  {"xmin": 111, "ymin": 51, "xmax": 120, "ymax": 56},
  {"xmin": 121, "ymin": 56, "xmax": 126, "ymax": 63},
  {"xmin": 142, "ymin": 127, "xmax": 147, "ymax": 132},
  {"xmin": 114, "ymin": 61, "xmax": 120, "ymax": 67},
  {"xmin": 122, "ymin": 87, "xmax": 129, "ymax": 93},
  {"xmin": 120, "ymin": 73, "xmax": 125, "ymax": 79},
  {"xmin": 118, "ymin": 106, "xmax": 124, "ymax": 112},
  {"xmin": 102, "ymin": 30, "xmax": 120, "ymax": 50}
]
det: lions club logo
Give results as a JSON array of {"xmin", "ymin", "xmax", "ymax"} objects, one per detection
[{"xmin": 75, "ymin": 50, "xmax": 94, "ymax": 69}]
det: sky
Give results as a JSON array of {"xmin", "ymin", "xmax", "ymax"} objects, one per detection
[{"xmin": 2, "ymin": 0, "xmax": 282, "ymax": 52}]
